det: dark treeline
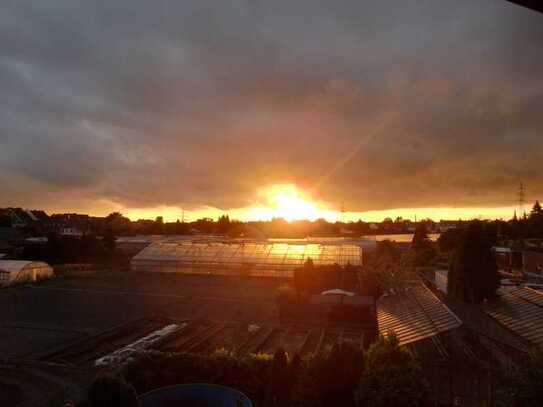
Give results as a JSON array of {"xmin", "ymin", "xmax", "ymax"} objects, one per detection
[
  {"xmin": 82, "ymin": 215, "xmax": 430, "ymax": 238},
  {"xmin": 21, "ymin": 233, "xmax": 119, "ymax": 265},
  {"xmin": 4, "ymin": 201, "xmax": 543, "ymax": 241},
  {"xmin": 2, "ymin": 207, "xmax": 452, "ymax": 239},
  {"xmin": 438, "ymin": 201, "xmax": 543, "ymax": 251}
]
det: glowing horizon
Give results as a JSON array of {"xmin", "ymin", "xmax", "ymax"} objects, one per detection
[{"xmin": 85, "ymin": 184, "xmax": 521, "ymax": 224}]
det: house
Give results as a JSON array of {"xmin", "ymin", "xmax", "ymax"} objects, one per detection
[
  {"xmin": 60, "ymin": 227, "xmax": 84, "ymax": 237},
  {"xmin": 493, "ymin": 246, "xmax": 543, "ymax": 276},
  {"xmin": 1, "ymin": 208, "xmax": 50, "ymax": 230}
]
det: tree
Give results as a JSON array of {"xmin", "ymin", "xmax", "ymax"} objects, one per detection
[
  {"xmin": 45, "ymin": 230, "xmax": 62, "ymax": 262},
  {"xmin": 498, "ymin": 350, "xmax": 543, "ymax": 406},
  {"xmin": 447, "ymin": 220, "xmax": 499, "ymax": 303},
  {"xmin": 295, "ymin": 342, "xmax": 364, "ymax": 407},
  {"xmin": 294, "ymin": 258, "xmax": 314, "ymax": 298},
  {"xmin": 342, "ymin": 263, "xmax": 359, "ymax": 291},
  {"xmin": 437, "ymin": 227, "xmax": 464, "ymax": 253},
  {"xmin": 528, "ymin": 200, "xmax": 543, "ymax": 238},
  {"xmin": 373, "ymin": 239, "xmax": 401, "ymax": 263},
  {"xmin": 266, "ymin": 348, "xmax": 290, "ymax": 406},
  {"xmin": 88, "ymin": 375, "xmax": 139, "ymax": 407},
  {"xmin": 104, "ymin": 212, "xmax": 131, "ymax": 235},
  {"xmin": 103, "ymin": 227, "xmax": 116, "ymax": 254},
  {"xmin": 217, "ymin": 214, "xmax": 231, "ymax": 234},
  {"xmin": 531, "ymin": 200, "xmax": 542, "ymax": 217},
  {"xmin": 356, "ymin": 333, "xmax": 429, "ymax": 407},
  {"xmin": 410, "ymin": 223, "xmax": 435, "ymax": 266}
]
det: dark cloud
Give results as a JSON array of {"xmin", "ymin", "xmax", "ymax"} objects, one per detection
[{"xmin": 1, "ymin": 0, "xmax": 542, "ymax": 213}]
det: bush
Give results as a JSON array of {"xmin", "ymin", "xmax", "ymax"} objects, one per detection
[
  {"xmin": 356, "ymin": 334, "xmax": 429, "ymax": 407},
  {"xmin": 88, "ymin": 374, "xmax": 139, "ymax": 407},
  {"xmin": 292, "ymin": 343, "xmax": 364, "ymax": 407},
  {"xmin": 121, "ymin": 350, "xmax": 274, "ymax": 405},
  {"xmin": 497, "ymin": 350, "xmax": 543, "ymax": 406},
  {"xmin": 117, "ymin": 336, "xmax": 423, "ymax": 407}
]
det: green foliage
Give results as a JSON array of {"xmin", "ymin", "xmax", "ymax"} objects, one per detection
[
  {"xmin": 102, "ymin": 227, "xmax": 116, "ymax": 254},
  {"xmin": 104, "ymin": 212, "xmax": 132, "ymax": 235},
  {"xmin": 356, "ymin": 333, "xmax": 429, "ymax": 407},
  {"xmin": 217, "ymin": 214, "xmax": 231, "ymax": 234},
  {"xmin": 293, "ymin": 262, "xmax": 362, "ymax": 296},
  {"xmin": 497, "ymin": 350, "xmax": 543, "ymax": 407},
  {"xmin": 437, "ymin": 228, "xmax": 464, "ymax": 253},
  {"xmin": 23, "ymin": 230, "xmax": 121, "ymax": 265},
  {"xmin": 120, "ymin": 344, "xmax": 366, "ymax": 407},
  {"xmin": 265, "ymin": 348, "xmax": 291, "ymax": 406},
  {"xmin": 116, "ymin": 336, "xmax": 426, "ymax": 407},
  {"xmin": 87, "ymin": 374, "xmax": 138, "ymax": 407},
  {"xmin": 447, "ymin": 220, "xmax": 499, "ymax": 303},
  {"xmin": 122, "ymin": 350, "xmax": 275, "ymax": 405},
  {"xmin": 527, "ymin": 200, "xmax": 543, "ymax": 238},
  {"xmin": 292, "ymin": 342, "xmax": 364, "ymax": 407},
  {"xmin": 373, "ymin": 240, "xmax": 401, "ymax": 263},
  {"xmin": 410, "ymin": 224, "xmax": 436, "ymax": 266}
]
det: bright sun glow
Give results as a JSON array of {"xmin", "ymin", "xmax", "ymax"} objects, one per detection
[{"xmin": 260, "ymin": 184, "xmax": 321, "ymax": 221}]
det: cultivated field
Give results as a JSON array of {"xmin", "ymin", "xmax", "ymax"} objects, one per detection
[{"xmin": 0, "ymin": 270, "xmax": 289, "ymax": 406}]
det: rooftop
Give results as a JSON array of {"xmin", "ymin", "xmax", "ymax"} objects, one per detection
[
  {"xmin": 377, "ymin": 285, "xmax": 462, "ymax": 346},
  {"xmin": 484, "ymin": 288, "xmax": 543, "ymax": 348}
]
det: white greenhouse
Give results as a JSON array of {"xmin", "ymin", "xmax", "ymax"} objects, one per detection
[
  {"xmin": 0, "ymin": 260, "xmax": 55, "ymax": 287},
  {"xmin": 131, "ymin": 240, "xmax": 363, "ymax": 277}
]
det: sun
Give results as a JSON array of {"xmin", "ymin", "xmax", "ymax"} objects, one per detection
[{"xmin": 260, "ymin": 184, "xmax": 320, "ymax": 221}]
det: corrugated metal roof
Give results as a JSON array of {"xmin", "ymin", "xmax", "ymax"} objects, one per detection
[
  {"xmin": 377, "ymin": 285, "xmax": 462, "ymax": 346},
  {"xmin": 484, "ymin": 288, "xmax": 543, "ymax": 348}
]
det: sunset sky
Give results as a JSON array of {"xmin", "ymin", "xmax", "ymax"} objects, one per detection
[{"xmin": 1, "ymin": 1, "xmax": 542, "ymax": 222}]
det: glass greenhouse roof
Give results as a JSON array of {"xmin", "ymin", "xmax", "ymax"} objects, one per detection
[
  {"xmin": 378, "ymin": 285, "xmax": 462, "ymax": 346},
  {"xmin": 131, "ymin": 241, "xmax": 362, "ymax": 276},
  {"xmin": 485, "ymin": 288, "xmax": 543, "ymax": 348}
]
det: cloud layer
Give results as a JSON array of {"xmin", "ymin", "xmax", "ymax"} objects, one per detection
[{"xmin": 1, "ymin": 0, "xmax": 542, "ymax": 214}]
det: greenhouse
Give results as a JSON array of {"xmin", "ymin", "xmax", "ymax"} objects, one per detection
[
  {"xmin": 0, "ymin": 260, "xmax": 54, "ymax": 287},
  {"xmin": 131, "ymin": 240, "xmax": 363, "ymax": 277}
]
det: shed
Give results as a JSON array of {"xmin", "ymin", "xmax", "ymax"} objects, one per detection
[{"xmin": 0, "ymin": 260, "xmax": 54, "ymax": 287}]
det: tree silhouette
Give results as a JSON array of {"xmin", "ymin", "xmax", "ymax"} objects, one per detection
[
  {"xmin": 103, "ymin": 227, "xmax": 116, "ymax": 254},
  {"xmin": 410, "ymin": 223, "xmax": 435, "ymax": 266},
  {"xmin": 356, "ymin": 333, "xmax": 429, "ymax": 407},
  {"xmin": 266, "ymin": 348, "xmax": 289, "ymax": 406},
  {"xmin": 531, "ymin": 201, "xmax": 542, "ymax": 217},
  {"xmin": 447, "ymin": 221, "xmax": 499, "ymax": 303},
  {"xmin": 498, "ymin": 350, "xmax": 543, "ymax": 406},
  {"xmin": 217, "ymin": 214, "xmax": 231, "ymax": 234},
  {"xmin": 528, "ymin": 201, "xmax": 543, "ymax": 238},
  {"xmin": 88, "ymin": 375, "xmax": 138, "ymax": 407}
]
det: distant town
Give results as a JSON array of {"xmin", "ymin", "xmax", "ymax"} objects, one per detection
[{"xmin": 1, "ymin": 206, "xmax": 465, "ymax": 237}]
